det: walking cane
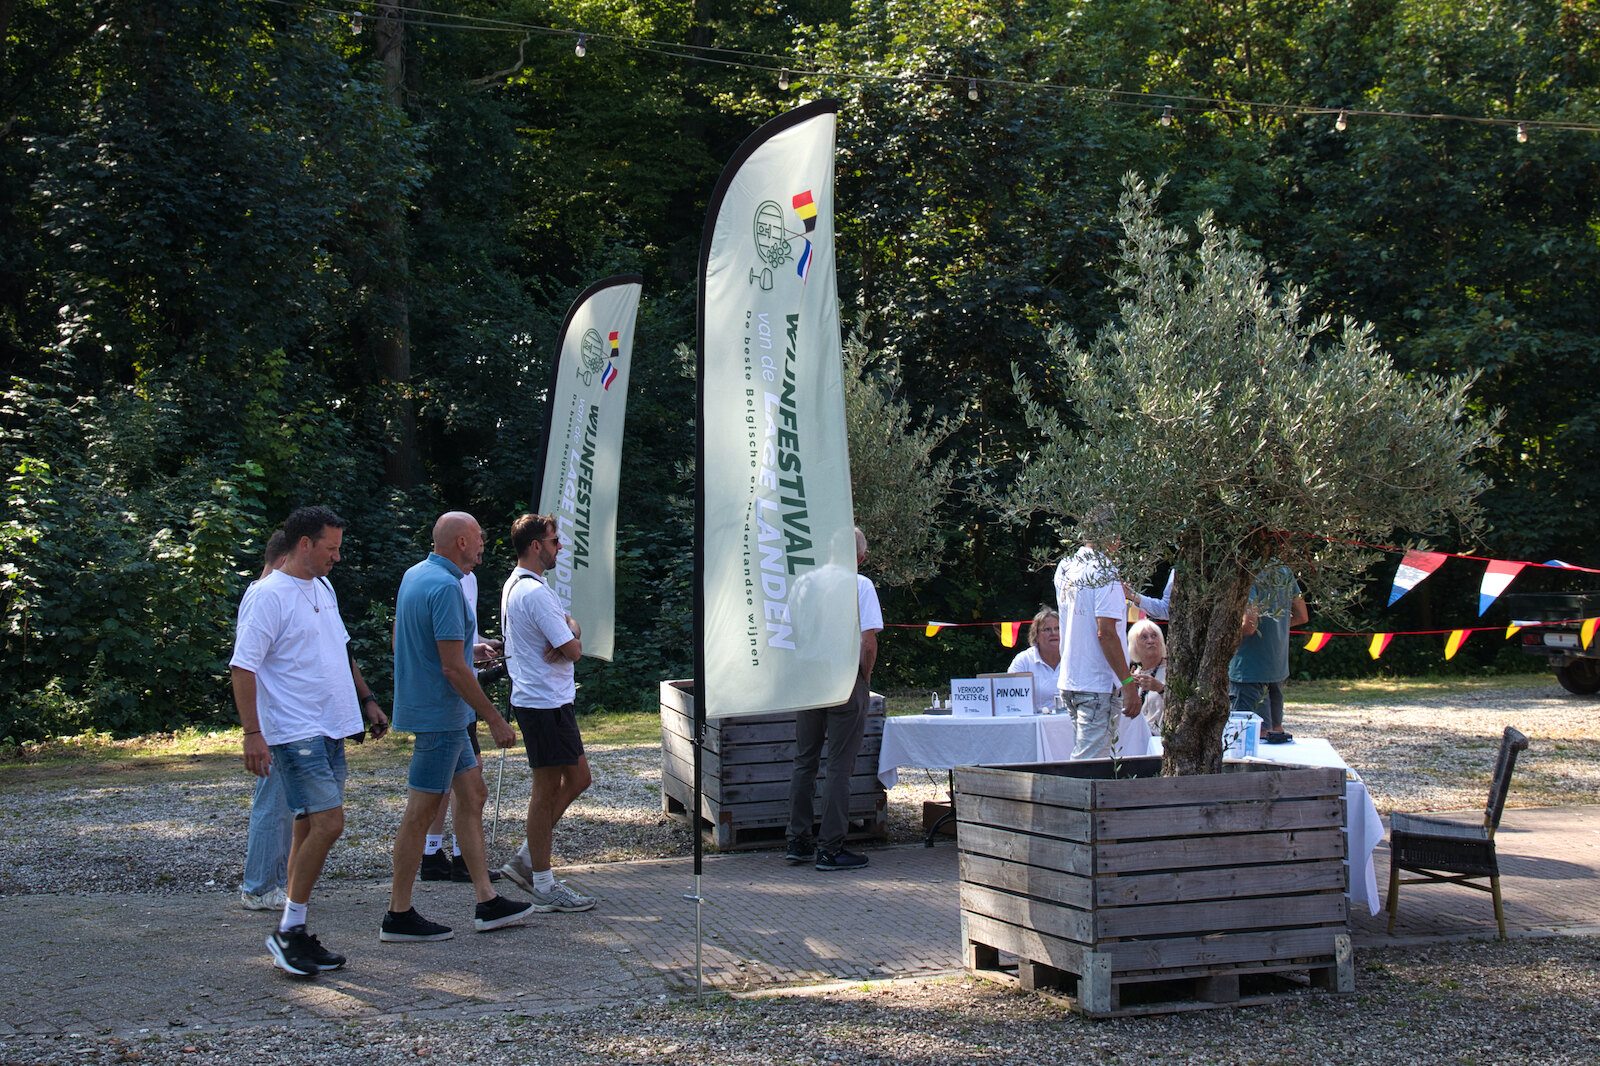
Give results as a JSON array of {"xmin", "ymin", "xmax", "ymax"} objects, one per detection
[{"xmin": 489, "ymin": 746, "xmax": 506, "ymax": 853}]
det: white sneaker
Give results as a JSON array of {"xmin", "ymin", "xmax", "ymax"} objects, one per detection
[
  {"xmin": 528, "ymin": 881, "xmax": 596, "ymax": 912},
  {"xmin": 498, "ymin": 858, "xmax": 535, "ymax": 893},
  {"xmin": 240, "ymin": 886, "xmax": 288, "ymax": 911}
]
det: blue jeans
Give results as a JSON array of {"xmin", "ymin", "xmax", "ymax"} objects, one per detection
[
  {"xmin": 269, "ymin": 736, "xmax": 349, "ymax": 816},
  {"xmin": 241, "ymin": 767, "xmax": 292, "ymax": 896},
  {"xmin": 1065, "ymin": 690, "xmax": 1119, "ymax": 760}
]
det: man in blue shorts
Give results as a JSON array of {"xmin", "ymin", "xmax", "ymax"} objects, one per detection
[
  {"xmin": 232, "ymin": 506, "xmax": 387, "ymax": 977},
  {"xmin": 496, "ymin": 513, "xmax": 596, "ymax": 911},
  {"xmin": 382, "ymin": 511, "xmax": 536, "ymax": 942}
]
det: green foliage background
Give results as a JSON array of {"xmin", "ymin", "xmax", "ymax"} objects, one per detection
[{"xmin": 1, "ymin": 0, "xmax": 1596, "ymax": 739}]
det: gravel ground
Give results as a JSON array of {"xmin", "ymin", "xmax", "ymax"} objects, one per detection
[
  {"xmin": 4, "ymin": 938, "xmax": 1598, "ymax": 1065},
  {"xmin": 0, "ymin": 681, "xmax": 1594, "ymax": 899}
]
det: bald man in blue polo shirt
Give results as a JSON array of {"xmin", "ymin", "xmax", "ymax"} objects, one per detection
[{"xmin": 381, "ymin": 511, "xmax": 535, "ymax": 942}]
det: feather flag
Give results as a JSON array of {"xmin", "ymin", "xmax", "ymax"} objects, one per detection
[
  {"xmin": 1584, "ymin": 618, "xmax": 1599, "ymax": 650},
  {"xmin": 1369, "ymin": 633, "xmax": 1394, "ymax": 659},
  {"xmin": 1478, "ymin": 560, "xmax": 1525, "ymax": 615},
  {"xmin": 1388, "ymin": 549, "xmax": 1449, "ymax": 606},
  {"xmin": 1444, "ymin": 629, "xmax": 1469, "ymax": 660},
  {"xmin": 1304, "ymin": 632, "xmax": 1332, "ymax": 652},
  {"xmin": 999, "ymin": 621, "xmax": 1023, "ymax": 648}
]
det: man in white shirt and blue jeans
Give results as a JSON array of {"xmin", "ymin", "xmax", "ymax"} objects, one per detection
[
  {"xmin": 1055, "ymin": 522, "xmax": 1142, "ymax": 760},
  {"xmin": 497, "ymin": 513, "xmax": 596, "ymax": 912},
  {"xmin": 231, "ymin": 506, "xmax": 384, "ymax": 977}
]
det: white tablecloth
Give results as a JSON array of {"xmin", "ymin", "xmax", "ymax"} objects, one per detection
[
  {"xmin": 1149, "ymin": 735, "xmax": 1386, "ymax": 916},
  {"xmin": 876, "ymin": 714, "xmax": 1078, "ymax": 789}
]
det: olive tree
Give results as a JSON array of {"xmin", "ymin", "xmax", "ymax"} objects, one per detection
[{"xmin": 1007, "ymin": 176, "xmax": 1495, "ymax": 775}]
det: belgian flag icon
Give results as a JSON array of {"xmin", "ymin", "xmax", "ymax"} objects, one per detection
[{"xmin": 792, "ymin": 190, "xmax": 817, "ymax": 233}]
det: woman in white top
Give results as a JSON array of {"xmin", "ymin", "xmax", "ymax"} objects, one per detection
[
  {"xmin": 1007, "ymin": 607, "xmax": 1061, "ymax": 711},
  {"xmin": 1127, "ymin": 618, "xmax": 1168, "ymax": 732}
]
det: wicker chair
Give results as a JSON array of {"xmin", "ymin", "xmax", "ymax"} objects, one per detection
[{"xmin": 1385, "ymin": 726, "xmax": 1529, "ymax": 938}]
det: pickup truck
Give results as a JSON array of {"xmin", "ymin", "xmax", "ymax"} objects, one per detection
[{"xmin": 1503, "ymin": 591, "xmax": 1600, "ymax": 695}]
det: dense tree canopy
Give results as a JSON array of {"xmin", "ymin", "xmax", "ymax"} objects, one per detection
[{"xmin": 1, "ymin": 0, "xmax": 1596, "ymax": 739}]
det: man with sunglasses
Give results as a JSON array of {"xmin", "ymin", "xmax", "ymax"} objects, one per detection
[{"xmin": 496, "ymin": 513, "xmax": 596, "ymax": 911}]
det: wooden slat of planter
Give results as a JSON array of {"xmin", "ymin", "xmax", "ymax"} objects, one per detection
[
  {"xmin": 720, "ymin": 771, "xmax": 884, "ymax": 805},
  {"xmin": 1094, "ymin": 827, "xmax": 1346, "ymax": 875},
  {"xmin": 956, "ymin": 795, "xmax": 1093, "ymax": 843},
  {"xmin": 1095, "ymin": 892, "xmax": 1348, "ymax": 939},
  {"xmin": 962, "ymin": 910, "xmax": 1088, "ymax": 978},
  {"xmin": 1091, "ymin": 767, "xmax": 1344, "ymax": 809},
  {"xmin": 1096, "ymin": 858, "xmax": 1348, "ymax": 907},
  {"xmin": 1108, "ymin": 927, "xmax": 1342, "ymax": 972},
  {"xmin": 955, "ymin": 764, "xmax": 1096, "ymax": 809},
  {"xmin": 1096, "ymin": 797, "xmax": 1346, "ymax": 840},
  {"xmin": 959, "ymin": 851, "xmax": 1093, "ymax": 910},
  {"xmin": 660, "ymin": 725, "xmax": 722, "ymax": 780},
  {"xmin": 962, "ymin": 882, "xmax": 1093, "ymax": 943},
  {"xmin": 958, "ymin": 823, "xmax": 1094, "ymax": 877}
]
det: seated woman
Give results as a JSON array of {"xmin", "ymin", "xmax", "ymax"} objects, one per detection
[
  {"xmin": 1127, "ymin": 618, "xmax": 1168, "ymax": 732},
  {"xmin": 1007, "ymin": 607, "xmax": 1060, "ymax": 711}
]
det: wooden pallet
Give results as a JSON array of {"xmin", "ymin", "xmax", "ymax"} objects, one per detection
[
  {"xmin": 659, "ymin": 679, "xmax": 888, "ymax": 851},
  {"xmin": 955, "ymin": 758, "xmax": 1355, "ymax": 1018}
]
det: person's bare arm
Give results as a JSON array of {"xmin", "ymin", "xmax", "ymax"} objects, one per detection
[
  {"xmin": 1096, "ymin": 618, "xmax": 1141, "ymax": 718},
  {"xmin": 231, "ymin": 667, "xmax": 271, "ymax": 777},
  {"xmin": 437, "ymin": 639, "xmax": 515, "ymax": 747},
  {"xmin": 1290, "ymin": 595, "xmax": 1309, "ymax": 627},
  {"xmin": 859, "ymin": 628, "xmax": 879, "ymax": 683},
  {"xmin": 349, "ymin": 657, "xmax": 389, "ymax": 738}
]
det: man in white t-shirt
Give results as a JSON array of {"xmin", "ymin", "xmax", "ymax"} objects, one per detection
[
  {"xmin": 495, "ymin": 513, "xmax": 596, "ymax": 912},
  {"xmin": 1055, "ymin": 526, "xmax": 1141, "ymax": 760},
  {"xmin": 786, "ymin": 527, "xmax": 883, "ymax": 873},
  {"xmin": 231, "ymin": 506, "xmax": 387, "ymax": 977}
]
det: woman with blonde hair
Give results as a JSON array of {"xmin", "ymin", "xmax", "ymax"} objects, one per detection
[
  {"xmin": 1126, "ymin": 618, "xmax": 1168, "ymax": 731},
  {"xmin": 1007, "ymin": 606, "xmax": 1060, "ymax": 711}
]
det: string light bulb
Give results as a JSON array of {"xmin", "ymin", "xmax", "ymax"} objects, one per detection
[
  {"xmin": 779, "ymin": 68, "xmax": 790, "ymax": 91},
  {"xmin": 968, "ymin": 78, "xmax": 978, "ymax": 101},
  {"xmin": 351, "ymin": 15, "xmax": 361, "ymax": 34},
  {"xmin": 1335, "ymin": 109, "xmax": 1348, "ymax": 132},
  {"xmin": 574, "ymin": 34, "xmax": 587, "ymax": 58},
  {"xmin": 1160, "ymin": 104, "xmax": 1173, "ymax": 127},
  {"xmin": 1516, "ymin": 122, "xmax": 1528, "ymax": 143}
]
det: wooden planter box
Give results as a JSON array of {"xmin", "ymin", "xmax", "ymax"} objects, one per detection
[
  {"xmin": 659, "ymin": 679, "xmax": 888, "ymax": 851},
  {"xmin": 956, "ymin": 757, "xmax": 1353, "ymax": 1017}
]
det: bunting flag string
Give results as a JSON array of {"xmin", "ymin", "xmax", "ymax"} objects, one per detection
[
  {"xmin": 1584, "ymin": 618, "xmax": 1599, "ymax": 650},
  {"xmin": 1304, "ymin": 632, "xmax": 1332, "ymax": 652},
  {"xmin": 1368, "ymin": 633, "xmax": 1394, "ymax": 659},
  {"xmin": 999, "ymin": 621, "xmax": 1023, "ymax": 648},
  {"xmin": 1444, "ymin": 629, "xmax": 1469, "ymax": 660}
]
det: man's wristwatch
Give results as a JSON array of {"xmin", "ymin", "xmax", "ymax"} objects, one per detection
[{"xmin": 361, "ymin": 695, "xmax": 379, "ymax": 707}]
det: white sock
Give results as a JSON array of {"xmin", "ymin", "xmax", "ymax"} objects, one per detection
[
  {"xmin": 451, "ymin": 835, "xmax": 462, "ymax": 858},
  {"xmin": 424, "ymin": 834, "xmax": 444, "ymax": 854},
  {"xmin": 279, "ymin": 899, "xmax": 308, "ymax": 932},
  {"xmin": 532, "ymin": 868, "xmax": 556, "ymax": 892}
]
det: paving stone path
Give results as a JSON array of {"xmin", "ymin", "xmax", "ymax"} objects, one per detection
[{"xmin": 3, "ymin": 806, "xmax": 1595, "ymax": 1037}]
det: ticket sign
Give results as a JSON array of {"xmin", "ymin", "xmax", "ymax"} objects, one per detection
[
  {"xmin": 989, "ymin": 673, "xmax": 1034, "ymax": 717},
  {"xmin": 949, "ymin": 678, "xmax": 993, "ymax": 717}
]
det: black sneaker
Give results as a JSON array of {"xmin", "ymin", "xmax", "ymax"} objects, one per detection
[
  {"xmin": 266, "ymin": 925, "xmax": 321, "ymax": 977},
  {"xmin": 300, "ymin": 931, "xmax": 346, "ymax": 971},
  {"xmin": 450, "ymin": 853, "xmax": 502, "ymax": 883},
  {"xmin": 419, "ymin": 850, "xmax": 452, "ymax": 882},
  {"xmin": 474, "ymin": 894, "xmax": 538, "ymax": 932},
  {"xmin": 379, "ymin": 907, "xmax": 455, "ymax": 942},
  {"xmin": 815, "ymin": 847, "xmax": 869, "ymax": 872},
  {"xmin": 784, "ymin": 838, "xmax": 815, "ymax": 865}
]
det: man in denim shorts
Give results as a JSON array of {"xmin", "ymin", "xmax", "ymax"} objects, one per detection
[
  {"xmin": 496, "ymin": 514, "xmax": 596, "ymax": 911},
  {"xmin": 231, "ymin": 506, "xmax": 388, "ymax": 977},
  {"xmin": 382, "ymin": 511, "xmax": 535, "ymax": 942}
]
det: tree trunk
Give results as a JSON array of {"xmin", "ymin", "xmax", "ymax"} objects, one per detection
[
  {"xmin": 1161, "ymin": 554, "xmax": 1252, "ymax": 776},
  {"xmin": 375, "ymin": 1, "xmax": 417, "ymax": 488}
]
